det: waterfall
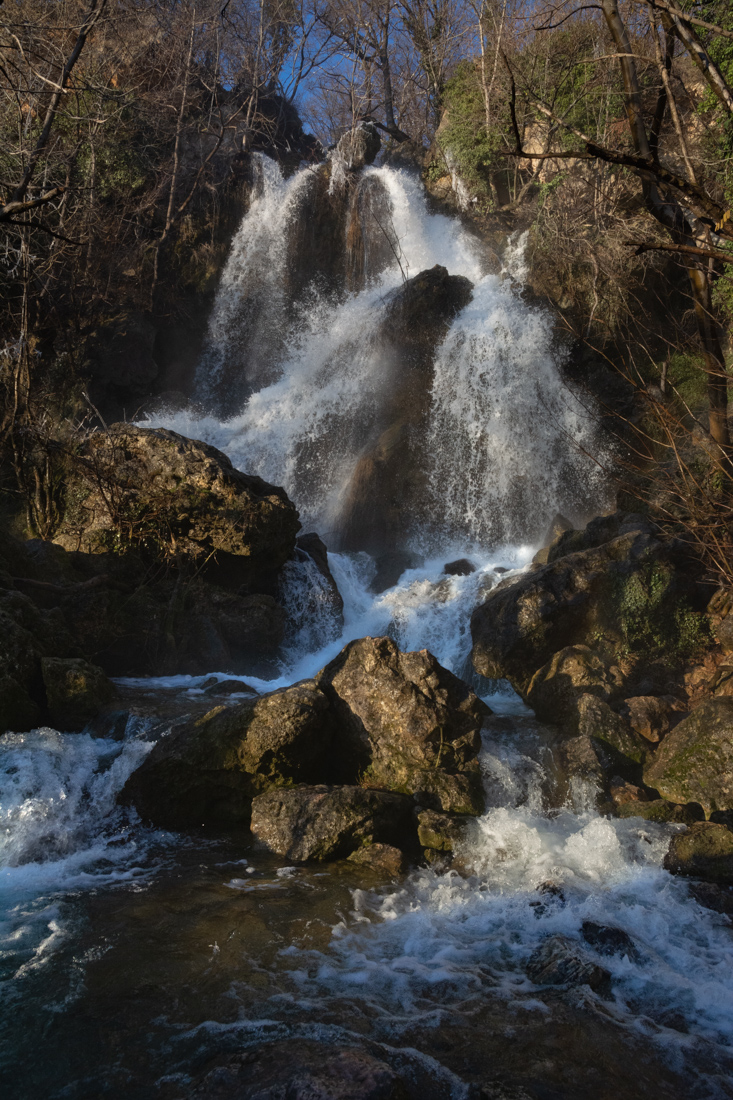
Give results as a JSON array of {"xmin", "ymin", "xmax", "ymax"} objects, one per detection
[{"xmin": 149, "ymin": 155, "xmax": 610, "ymax": 554}]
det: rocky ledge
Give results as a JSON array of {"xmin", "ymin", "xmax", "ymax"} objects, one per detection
[{"xmin": 0, "ymin": 425, "xmax": 346, "ymax": 731}]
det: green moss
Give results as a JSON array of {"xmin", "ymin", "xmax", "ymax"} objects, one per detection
[{"xmin": 614, "ymin": 562, "xmax": 710, "ymax": 659}]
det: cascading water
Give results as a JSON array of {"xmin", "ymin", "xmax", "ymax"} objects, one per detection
[
  {"xmin": 155, "ymin": 155, "xmax": 610, "ymax": 551},
  {"xmin": 4, "ymin": 154, "xmax": 733, "ymax": 1099}
]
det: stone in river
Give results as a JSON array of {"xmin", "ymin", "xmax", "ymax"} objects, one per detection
[{"xmin": 250, "ymin": 784, "xmax": 415, "ymax": 862}]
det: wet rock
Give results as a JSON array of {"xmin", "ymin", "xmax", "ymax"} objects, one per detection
[
  {"xmin": 203, "ymin": 679, "xmax": 258, "ymax": 696},
  {"xmin": 529, "ymin": 880, "xmax": 566, "ymax": 917},
  {"xmin": 615, "ymin": 799, "xmax": 705, "ymax": 825},
  {"xmin": 624, "ymin": 696, "xmax": 673, "ymax": 743},
  {"xmin": 443, "ymin": 558, "xmax": 476, "ymax": 577},
  {"xmin": 577, "ymin": 694, "xmax": 647, "ymax": 778},
  {"xmin": 189, "ymin": 1038, "xmax": 404, "ymax": 1099},
  {"xmin": 688, "ymin": 880, "xmax": 733, "ymax": 917},
  {"xmin": 250, "ymin": 784, "xmax": 415, "ymax": 861},
  {"xmin": 663, "ymin": 822, "xmax": 733, "ymax": 883},
  {"xmin": 643, "ymin": 698, "xmax": 733, "ymax": 814},
  {"xmin": 54, "ymin": 425, "xmax": 300, "ymax": 592},
  {"xmin": 338, "ymin": 267, "xmax": 473, "ymax": 557},
  {"xmin": 318, "ymin": 636, "xmax": 488, "ymax": 814},
  {"xmin": 471, "ymin": 517, "xmax": 706, "ymax": 695},
  {"xmin": 526, "ymin": 649, "xmax": 624, "ymax": 730},
  {"xmin": 416, "ymin": 809, "xmax": 476, "ymax": 852},
  {"xmin": 371, "ymin": 550, "xmax": 420, "ymax": 594},
  {"xmin": 525, "ymin": 935, "xmax": 610, "ymax": 991},
  {"xmin": 581, "ymin": 921, "xmax": 641, "ymax": 962},
  {"xmin": 119, "ymin": 681, "xmax": 336, "ymax": 827},
  {"xmin": 41, "ymin": 657, "xmax": 117, "ymax": 731},
  {"xmin": 609, "ymin": 777, "xmax": 652, "ymax": 806},
  {"xmin": 559, "ymin": 734, "xmax": 606, "ymax": 790},
  {"xmin": 296, "ymin": 532, "xmax": 344, "ymax": 622},
  {"xmin": 333, "ymin": 121, "xmax": 382, "ymax": 169},
  {"xmin": 347, "ymin": 842, "xmax": 406, "ymax": 875}
]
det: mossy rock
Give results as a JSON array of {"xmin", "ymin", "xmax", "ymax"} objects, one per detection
[
  {"xmin": 41, "ymin": 657, "xmax": 117, "ymax": 731},
  {"xmin": 644, "ymin": 698, "xmax": 733, "ymax": 814},
  {"xmin": 664, "ymin": 822, "xmax": 733, "ymax": 883},
  {"xmin": 615, "ymin": 799, "xmax": 705, "ymax": 825}
]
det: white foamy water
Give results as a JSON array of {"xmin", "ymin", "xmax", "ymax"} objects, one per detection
[
  {"xmin": 0, "ymin": 726, "xmax": 155, "ymax": 979},
  {"xmin": 145, "ymin": 158, "xmax": 609, "ymax": 550},
  {"xmin": 285, "ymin": 735, "xmax": 733, "ymax": 1052}
]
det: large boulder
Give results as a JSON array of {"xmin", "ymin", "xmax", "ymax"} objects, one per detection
[
  {"xmin": 664, "ymin": 822, "xmax": 733, "ymax": 883},
  {"xmin": 643, "ymin": 698, "xmax": 733, "ymax": 814},
  {"xmin": 119, "ymin": 681, "xmax": 335, "ymax": 826},
  {"xmin": 317, "ymin": 636, "xmax": 488, "ymax": 814},
  {"xmin": 525, "ymin": 646, "xmax": 624, "ymax": 727},
  {"xmin": 41, "ymin": 657, "xmax": 117, "ymax": 731},
  {"xmin": 54, "ymin": 424, "xmax": 300, "ymax": 592},
  {"xmin": 250, "ymin": 784, "xmax": 414, "ymax": 861},
  {"xmin": 471, "ymin": 515, "xmax": 708, "ymax": 696}
]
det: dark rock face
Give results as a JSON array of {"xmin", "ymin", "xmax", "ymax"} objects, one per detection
[
  {"xmin": 624, "ymin": 695, "xmax": 673, "ymax": 742},
  {"xmin": 443, "ymin": 558, "xmax": 476, "ymax": 577},
  {"xmin": 526, "ymin": 935, "xmax": 610, "ymax": 991},
  {"xmin": 471, "ymin": 516, "xmax": 706, "ymax": 696},
  {"xmin": 120, "ymin": 681, "xmax": 335, "ymax": 827},
  {"xmin": 250, "ymin": 785, "xmax": 414, "ymax": 861},
  {"xmin": 318, "ymin": 636, "xmax": 488, "ymax": 814},
  {"xmin": 664, "ymin": 822, "xmax": 733, "ymax": 883},
  {"xmin": 41, "ymin": 657, "xmax": 117, "ymax": 731},
  {"xmin": 581, "ymin": 921, "xmax": 641, "ymax": 962},
  {"xmin": 338, "ymin": 266, "xmax": 473, "ymax": 556},
  {"xmin": 333, "ymin": 122, "xmax": 382, "ymax": 169},
  {"xmin": 576, "ymin": 693, "xmax": 647, "ymax": 780},
  {"xmin": 644, "ymin": 698, "xmax": 733, "ymax": 814},
  {"xmin": 54, "ymin": 424, "xmax": 300, "ymax": 592},
  {"xmin": 189, "ymin": 1039, "xmax": 404, "ymax": 1100}
]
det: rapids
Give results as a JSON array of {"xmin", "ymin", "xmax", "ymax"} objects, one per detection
[{"xmin": 2, "ymin": 155, "xmax": 733, "ymax": 1097}]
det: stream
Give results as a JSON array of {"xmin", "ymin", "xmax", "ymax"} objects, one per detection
[{"xmin": 2, "ymin": 156, "xmax": 733, "ymax": 1098}]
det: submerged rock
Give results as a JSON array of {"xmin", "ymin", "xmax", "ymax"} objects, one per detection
[
  {"xmin": 190, "ymin": 1038, "xmax": 404, "ymax": 1100},
  {"xmin": 250, "ymin": 785, "xmax": 414, "ymax": 861},
  {"xmin": 664, "ymin": 822, "xmax": 733, "ymax": 883},
  {"xmin": 643, "ymin": 698, "xmax": 733, "ymax": 814},
  {"xmin": 525, "ymin": 935, "xmax": 610, "ymax": 991},
  {"xmin": 41, "ymin": 657, "xmax": 117, "ymax": 731},
  {"xmin": 318, "ymin": 636, "xmax": 488, "ymax": 814},
  {"xmin": 580, "ymin": 921, "xmax": 641, "ymax": 962}
]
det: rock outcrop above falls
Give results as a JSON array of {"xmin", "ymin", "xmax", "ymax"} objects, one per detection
[
  {"xmin": 55, "ymin": 424, "xmax": 299, "ymax": 591},
  {"xmin": 120, "ymin": 636, "xmax": 489, "ymax": 857}
]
